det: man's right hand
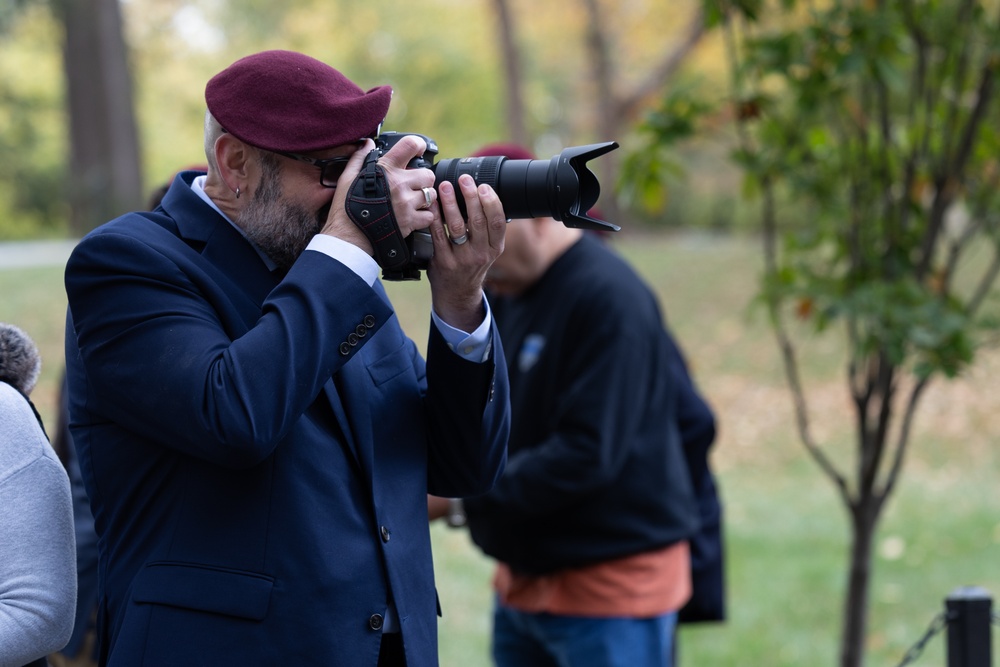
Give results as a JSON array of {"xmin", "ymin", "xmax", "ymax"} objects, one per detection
[{"xmin": 320, "ymin": 136, "xmax": 440, "ymax": 257}]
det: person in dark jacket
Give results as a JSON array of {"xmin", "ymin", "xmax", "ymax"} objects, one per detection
[{"xmin": 433, "ymin": 143, "xmax": 718, "ymax": 667}]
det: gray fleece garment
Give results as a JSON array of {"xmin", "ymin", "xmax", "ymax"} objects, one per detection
[{"xmin": 0, "ymin": 382, "xmax": 77, "ymax": 666}]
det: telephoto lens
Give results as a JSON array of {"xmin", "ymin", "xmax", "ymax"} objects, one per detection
[
  {"xmin": 432, "ymin": 143, "xmax": 620, "ymax": 232},
  {"xmin": 371, "ymin": 132, "xmax": 620, "ymax": 279}
]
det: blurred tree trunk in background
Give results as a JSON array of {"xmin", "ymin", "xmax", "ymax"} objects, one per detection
[
  {"xmin": 581, "ymin": 0, "xmax": 619, "ymax": 221},
  {"xmin": 54, "ymin": 0, "xmax": 143, "ymax": 236},
  {"xmin": 582, "ymin": 0, "xmax": 705, "ymax": 224},
  {"xmin": 490, "ymin": 0, "xmax": 528, "ymax": 148},
  {"xmin": 488, "ymin": 0, "xmax": 706, "ymax": 226}
]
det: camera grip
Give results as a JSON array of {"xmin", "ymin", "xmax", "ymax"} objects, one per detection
[{"xmin": 344, "ymin": 149, "xmax": 421, "ymax": 280}]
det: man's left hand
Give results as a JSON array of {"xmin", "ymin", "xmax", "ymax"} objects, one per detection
[{"xmin": 427, "ymin": 175, "xmax": 507, "ymax": 332}]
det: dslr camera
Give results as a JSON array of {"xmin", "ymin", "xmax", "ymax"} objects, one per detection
[{"xmin": 371, "ymin": 131, "xmax": 619, "ymax": 280}]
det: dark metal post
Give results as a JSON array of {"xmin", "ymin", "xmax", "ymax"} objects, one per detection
[{"xmin": 946, "ymin": 586, "xmax": 993, "ymax": 667}]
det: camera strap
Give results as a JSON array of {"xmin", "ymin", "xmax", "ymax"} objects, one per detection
[{"xmin": 344, "ymin": 149, "xmax": 421, "ymax": 281}]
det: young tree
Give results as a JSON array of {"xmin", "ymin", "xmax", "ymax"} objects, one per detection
[{"xmin": 648, "ymin": 1, "xmax": 1000, "ymax": 665}]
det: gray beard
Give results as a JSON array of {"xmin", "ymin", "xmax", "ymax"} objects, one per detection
[{"xmin": 238, "ymin": 156, "xmax": 323, "ymax": 271}]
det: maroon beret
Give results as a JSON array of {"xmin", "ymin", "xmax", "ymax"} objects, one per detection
[
  {"xmin": 471, "ymin": 143, "xmax": 537, "ymax": 160},
  {"xmin": 205, "ymin": 50, "xmax": 392, "ymax": 153}
]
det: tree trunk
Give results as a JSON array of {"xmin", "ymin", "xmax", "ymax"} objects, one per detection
[
  {"xmin": 580, "ymin": 0, "xmax": 623, "ymax": 225},
  {"xmin": 489, "ymin": 0, "xmax": 528, "ymax": 148},
  {"xmin": 55, "ymin": 0, "xmax": 144, "ymax": 236},
  {"xmin": 840, "ymin": 499, "xmax": 880, "ymax": 667},
  {"xmin": 580, "ymin": 0, "xmax": 706, "ymax": 226}
]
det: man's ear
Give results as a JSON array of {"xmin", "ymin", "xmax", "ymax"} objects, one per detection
[{"xmin": 215, "ymin": 133, "xmax": 253, "ymax": 196}]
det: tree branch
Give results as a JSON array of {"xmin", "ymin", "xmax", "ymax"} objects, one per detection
[
  {"xmin": 949, "ymin": 60, "xmax": 997, "ymax": 187},
  {"xmin": 861, "ymin": 355, "xmax": 895, "ymax": 497},
  {"xmin": 613, "ymin": 5, "xmax": 706, "ymax": 121},
  {"xmin": 967, "ymin": 247, "xmax": 1000, "ymax": 318},
  {"xmin": 940, "ymin": 211, "xmax": 984, "ymax": 294},
  {"xmin": 762, "ymin": 179, "xmax": 852, "ymax": 504},
  {"xmin": 721, "ymin": 3, "xmax": 849, "ymax": 503},
  {"xmin": 917, "ymin": 18, "xmax": 994, "ymax": 279},
  {"xmin": 897, "ymin": 2, "xmax": 929, "ymax": 240},
  {"xmin": 939, "ymin": 0, "xmax": 978, "ymax": 167},
  {"xmin": 878, "ymin": 375, "xmax": 932, "ymax": 501},
  {"xmin": 776, "ymin": 308, "xmax": 852, "ymax": 504}
]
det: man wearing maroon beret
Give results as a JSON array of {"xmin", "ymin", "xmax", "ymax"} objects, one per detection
[{"xmin": 63, "ymin": 50, "xmax": 510, "ymax": 667}]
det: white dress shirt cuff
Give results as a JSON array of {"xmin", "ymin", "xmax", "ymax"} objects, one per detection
[
  {"xmin": 431, "ymin": 298, "xmax": 494, "ymax": 363},
  {"xmin": 306, "ymin": 235, "xmax": 380, "ymax": 286},
  {"xmin": 307, "ymin": 234, "xmax": 492, "ymax": 362}
]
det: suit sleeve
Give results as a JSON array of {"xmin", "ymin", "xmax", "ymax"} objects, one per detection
[
  {"xmin": 423, "ymin": 321, "xmax": 509, "ymax": 497},
  {"xmin": 65, "ymin": 228, "xmax": 394, "ymax": 467}
]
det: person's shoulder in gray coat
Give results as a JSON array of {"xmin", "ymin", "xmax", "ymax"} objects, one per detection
[{"xmin": 0, "ymin": 323, "xmax": 77, "ymax": 667}]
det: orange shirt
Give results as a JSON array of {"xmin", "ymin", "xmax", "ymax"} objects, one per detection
[{"xmin": 493, "ymin": 541, "xmax": 691, "ymax": 618}]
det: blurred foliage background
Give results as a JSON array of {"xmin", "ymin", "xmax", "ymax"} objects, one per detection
[
  {"xmin": 0, "ymin": 0, "xmax": 746, "ymax": 240},
  {"xmin": 2, "ymin": 1, "xmax": 999, "ymax": 665}
]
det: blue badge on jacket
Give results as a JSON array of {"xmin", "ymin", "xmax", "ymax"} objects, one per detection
[{"xmin": 518, "ymin": 334, "xmax": 546, "ymax": 373}]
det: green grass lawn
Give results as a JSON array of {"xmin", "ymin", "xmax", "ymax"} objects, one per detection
[{"xmin": 2, "ymin": 231, "xmax": 998, "ymax": 666}]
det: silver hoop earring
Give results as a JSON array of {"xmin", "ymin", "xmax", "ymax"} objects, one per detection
[{"xmin": 236, "ymin": 186, "xmax": 241, "ymax": 199}]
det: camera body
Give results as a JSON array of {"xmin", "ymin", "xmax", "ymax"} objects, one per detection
[
  {"xmin": 374, "ymin": 131, "xmax": 440, "ymax": 170},
  {"xmin": 369, "ymin": 131, "xmax": 619, "ymax": 280}
]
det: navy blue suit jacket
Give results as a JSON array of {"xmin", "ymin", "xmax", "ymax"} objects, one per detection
[{"xmin": 63, "ymin": 172, "xmax": 509, "ymax": 666}]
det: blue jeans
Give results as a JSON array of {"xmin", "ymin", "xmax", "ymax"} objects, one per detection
[{"xmin": 491, "ymin": 599, "xmax": 678, "ymax": 667}]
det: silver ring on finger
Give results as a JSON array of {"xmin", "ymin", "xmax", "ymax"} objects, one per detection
[
  {"xmin": 418, "ymin": 187, "xmax": 434, "ymax": 210},
  {"xmin": 450, "ymin": 231, "xmax": 469, "ymax": 246}
]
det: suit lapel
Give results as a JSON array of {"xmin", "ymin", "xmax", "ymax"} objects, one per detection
[
  {"xmin": 200, "ymin": 229, "xmax": 278, "ymax": 308},
  {"xmin": 164, "ymin": 172, "xmax": 278, "ymax": 310}
]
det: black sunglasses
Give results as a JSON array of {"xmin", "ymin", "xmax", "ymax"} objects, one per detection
[
  {"xmin": 271, "ymin": 150, "xmax": 352, "ymax": 188},
  {"xmin": 221, "ymin": 122, "xmax": 382, "ymax": 188}
]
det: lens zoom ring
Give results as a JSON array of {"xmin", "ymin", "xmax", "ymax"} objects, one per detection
[{"xmin": 474, "ymin": 157, "xmax": 502, "ymax": 186}]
